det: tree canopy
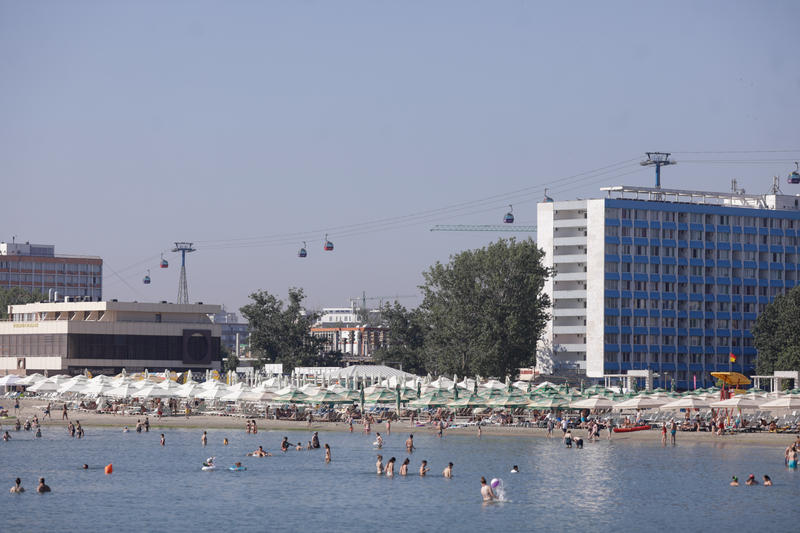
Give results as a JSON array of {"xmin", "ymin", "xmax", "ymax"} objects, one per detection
[
  {"xmin": 371, "ymin": 302, "xmax": 427, "ymax": 375},
  {"xmin": 0, "ymin": 287, "xmax": 44, "ymax": 319},
  {"xmin": 753, "ymin": 286, "xmax": 800, "ymax": 374},
  {"xmin": 418, "ymin": 237, "xmax": 552, "ymax": 377},
  {"xmin": 240, "ymin": 287, "xmax": 336, "ymax": 369}
]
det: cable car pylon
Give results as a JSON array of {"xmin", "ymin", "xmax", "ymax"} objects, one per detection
[{"xmin": 172, "ymin": 242, "xmax": 196, "ymax": 304}]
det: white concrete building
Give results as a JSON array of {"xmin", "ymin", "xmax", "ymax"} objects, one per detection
[{"xmin": 0, "ymin": 301, "xmax": 222, "ymax": 375}]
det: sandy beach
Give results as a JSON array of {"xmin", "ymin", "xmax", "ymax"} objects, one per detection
[{"xmin": 5, "ymin": 398, "xmax": 796, "ymax": 447}]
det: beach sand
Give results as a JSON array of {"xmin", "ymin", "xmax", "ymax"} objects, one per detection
[{"xmin": 6, "ymin": 398, "xmax": 797, "ymax": 447}]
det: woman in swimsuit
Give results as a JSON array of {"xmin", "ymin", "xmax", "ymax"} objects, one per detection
[
  {"xmin": 324, "ymin": 443, "xmax": 331, "ymax": 463},
  {"xmin": 386, "ymin": 457, "xmax": 396, "ymax": 476},
  {"xmin": 399, "ymin": 458, "xmax": 409, "ymax": 476}
]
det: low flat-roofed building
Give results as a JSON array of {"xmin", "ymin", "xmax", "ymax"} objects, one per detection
[{"xmin": 0, "ymin": 301, "xmax": 222, "ymax": 375}]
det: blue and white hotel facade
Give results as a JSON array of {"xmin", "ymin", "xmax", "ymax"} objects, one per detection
[{"xmin": 537, "ymin": 185, "xmax": 800, "ymax": 389}]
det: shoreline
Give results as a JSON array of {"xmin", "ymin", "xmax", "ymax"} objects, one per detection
[{"xmin": 5, "ymin": 399, "xmax": 796, "ymax": 447}]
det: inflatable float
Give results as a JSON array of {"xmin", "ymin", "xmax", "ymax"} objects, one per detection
[
  {"xmin": 229, "ymin": 466, "xmax": 247, "ymax": 471},
  {"xmin": 613, "ymin": 425, "xmax": 651, "ymax": 433}
]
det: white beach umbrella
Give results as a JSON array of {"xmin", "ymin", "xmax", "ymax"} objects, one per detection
[
  {"xmin": 481, "ymin": 379, "xmax": 507, "ymax": 390},
  {"xmin": 106, "ymin": 383, "xmax": 137, "ymax": 399},
  {"xmin": 0, "ymin": 374, "xmax": 22, "ymax": 386},
  {"xmin": 660, "ymin": 397, "xmax": 713, "ymax": 410},
  {"xmin": 709, "ymin": 396, "xmax": 764, "ymax": 409},
  {"xmin": 27, "ymin": 379, "xmax": 59, "ymax": 393},
  {"xmin": 758, "ymin": 395, "xmax": 800, "ymax": 411},
  {"xmin": 135, "ymin": 384, "xmax": 177, "ymax": 399},
  {"xmin": 325, "ymin": 384, "xmax": 348, "ymax": 394},
  {"xmin": 194, "ymin": 384, "xmax": 230, "ymax": 400},
  {"xmin": 299, "ymin": 384, "xmax": 321, "ymax": 396},
  {"xmin": 58, "ymin": 381, "xmax": 88, "ymax": 395},
  {"xmin": 16, "ymin": 373, "xmax": 45, "ymax": 386},
  {"xmin": 569, "ymin": 396, "xmax": 617, "ymax": 409},
  {"xmin": 612, "ymin": 395, "xmax": 669, "ymax": 410},
  {"xmin": 81, "ymin": 381, "xmax": 117, "ymax": 397},
  {"xmin": 175, "ymin": 383, "xmax": 199, "ymax": 398}
]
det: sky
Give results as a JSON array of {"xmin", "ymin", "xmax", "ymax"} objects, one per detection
[{"xmin": 2, "ymin": 1, "xmax": 799, "ymax": 316}]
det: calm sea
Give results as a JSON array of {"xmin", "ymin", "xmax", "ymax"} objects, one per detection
[{"xmin": 0, "ymin": 424, "xmax": 797, "ymax": 532}]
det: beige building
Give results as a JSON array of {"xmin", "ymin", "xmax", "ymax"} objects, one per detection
[{"xmin": 0, "ymin": 301, "xmax": 222, "ymax": 375}]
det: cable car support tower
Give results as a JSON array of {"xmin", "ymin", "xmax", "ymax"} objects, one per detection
[{"xmin": 172, "ymin": 242, "xmax": 196, "ymax": 304}]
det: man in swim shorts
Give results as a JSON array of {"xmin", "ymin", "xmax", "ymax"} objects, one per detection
[
  {"xmin": 443, "ymin": 462, "xmax": 453, "ymax": 478},
  {"xmin": 376, "ymin": 455, "xmax": 384, "ymax": 475},
  {"xmin": 406, "ymin": 434, "xmax": 415, "ymax": 453},
  {"xmin": 281, "ymin": 437, "xmax": 290, "ymax": 452},
  {"xmin": 419, "ymin": 460, "xmax": 429, "ymax": 476}
]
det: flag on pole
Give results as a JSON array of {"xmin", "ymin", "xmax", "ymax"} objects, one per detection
[{"xmin": 729, "ymin": 352, "xmax": 737, "ymax": 363}]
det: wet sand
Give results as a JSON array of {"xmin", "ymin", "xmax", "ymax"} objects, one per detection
[{"xmin": 5, "ymin": 398, "xmax": 798, "ymax": 446}]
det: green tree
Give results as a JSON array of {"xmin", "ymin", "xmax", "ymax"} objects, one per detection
[
  {"xmin": 239, "ymin": 287, "xmax": 325, "ymax": 369},
  {"xmin": 0, "ymin": 287, "xmax": 44, "ymax": 319},
  {"xmin": 221, "ymin": 344, "xmax": 239, "ymax": 372},
  {"xmin": 371, "ymin": 301, "xmax": 427, "ymax": 375},
  {"xmin": 753, "ymin": 286, "xmax": 800, "ymax": 373},
  {"xmin": 418, "ymin": 238, "xmax": 552, "ymax": 377}
]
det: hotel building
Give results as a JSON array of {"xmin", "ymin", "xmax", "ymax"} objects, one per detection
[
  {"xmin": 0, "ymin": 241, "xmax": 102, "ymax": 301},
  {"xmin": 537, "ymin": 184, "xmax": 800, "ymax": 388}
]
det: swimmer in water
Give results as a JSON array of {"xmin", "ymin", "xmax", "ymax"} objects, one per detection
[
  {"xmin": 386, "ymin": 457, "xmax": 396, "ymax": 476},
  {"xmin": 9, "ymin": 478, "xmax": 24, "ymax": 493},
  {"xmin": 376, "ymin": 455, "xmax": 384, "ymax": 475},
  {"xmin": 201, "ymin": 431, "xmax": 207, "ymax": 446},
  {"xmin": 223, "ymin": 438, "xmax": 229, "ymax": 446},
  {"xmin": 443, "ymin": 462, "xmax": 453, "ymax": 478},
  {"xmin": 249, "ymin": 446, "xmax": 271, "ymax": 457},
  {"xmin": 123, "ymin": 426, "xmax": 129, "ymax": 433},
  {"xmin": 763, "ymin": 475, "xmax": 772, "ymax": 486},
  {"xmin": 375, "ymin": 433, "xmax": 383, "ymax": 448},
  {"xmin": 160, "ymin": 434, "xmax": 165, "ymax": 446},
  {"xmin": 745, "ymin": 474, "xmax": 758, "ymax": 486},
  {"xmin": 406, "ymin": 434, "xmax": 415, "ymax": 453},
  {"xmin": 510, "ymin": 465, "xmax": 519, "ymax": 473},
  {"xmin": 480, "ymin": 477, "xmax": 495, "ymax": 501},
  {"xmin": 82, "ymin": 464, "xmax": 89, "ymax": 470},
  {"xmin": 3, "ymin": 431, "xmax": 11, "ymax": 441},
  {"xmin": 37, "ymin": 477, "xmax": 51, "ymax": 493},
  {"xmin": 35, "ymin": 427, "xmax": 42, "ymax": 438},
  {"xmin": 324, "ymin": 443, "xmax": 331, "ymax": 463},
  {"xmin": 399, "ymin": 458, "xmax": 409, "ymax": 476},
  {"xmin": 419, "ymin": 460, "xmax": 429, "ymax": 476},
  {"xmin": 281, "ymin": 437, "xmax": 290, "ymax": 452},
  {"xmin": 730, "ymin": 476, "xmax": 739, "ymax": 486}
]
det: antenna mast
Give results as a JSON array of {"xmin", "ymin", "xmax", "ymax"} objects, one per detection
[{"xmin": 172, "ymin": 242, "xmax": 196, "ymax": 304}]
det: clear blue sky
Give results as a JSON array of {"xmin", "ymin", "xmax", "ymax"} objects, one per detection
[{"xmin": 2, "ymin": 1, "xmax": 799, "ymax": 314}]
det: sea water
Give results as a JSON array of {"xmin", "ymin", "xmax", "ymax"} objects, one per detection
[{"xmin": 0, "ymin": 426, "xmax": 797, "ymax": 532}]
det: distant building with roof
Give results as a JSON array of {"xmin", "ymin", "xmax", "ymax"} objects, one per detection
[{"xmin": 310, "ymin": 306, "xmax": 388, "ymax": 361}]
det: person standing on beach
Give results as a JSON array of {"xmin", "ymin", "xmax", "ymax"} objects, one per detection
[
  {"xmin": 160, "ymin": 434, "xmax": 165, "ymax": 446},
  {"xmin": 670, "ymin": 419, "xmax": 677, "ymax": 445},
  {"xmin": 44, "ymin": 403, "xmax": 51, "ymax": 420},
  {"xmin": 13, "ymin": 398, "xmax": 20, "ymax": 416},
  {"xmin": 406, "ymin": 434, "xmax": 415, "ymax": 453},
  {"xmin": 606, "ymin": 419, "xmax": 613, "ymax": 440},
  {"xmin": 201, "ymin": 431, "xmax": 207, "ymax": 446},
  {"xmin": 661, "ymin": 423, "xmax": 668, "ymax": 446},
  {"xmin": 477, "ymin": 425, "xmax": 482, "ymax": 438},
  {"xmin": 480, "ymin": 477, "xmax": 495, "ymax": 501},
  {"xmin": 144, "ymin": 417, "xmax": 150, "ymax": 433},
  {"xmin": 386, "ymin": 419, "xmax": 391, "ymax": 434},
  {"xmin": 62, "ymin": 403, "xmax": 68, "ymax": 420},
  {"xmin": 546, "ymin": 418, "xmax": 554, "ymax": 438}
]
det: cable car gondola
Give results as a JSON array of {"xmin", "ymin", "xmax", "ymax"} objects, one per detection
[
  {"xmin": 298, "ymin": 242, "xmax": 307, "ymax": 258},
  {"xmin": 788, "ymin": 162, "xmax": 800, "ymax": 185},
  {"xmin": 160, "ymin": 254, "xmax": 169, "ymax": 268},
  {"xmin": 143, "ymin": 270, "xmax": 151, "ymax": 285},
  {"xmin": 324, "ymin": 234, "xmax": 334, "ymax": 251},
  {"xmin": 503, "ymin": 204, "xmax": 514, "ymax": 224}
]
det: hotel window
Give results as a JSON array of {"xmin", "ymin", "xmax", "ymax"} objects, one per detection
[
  {"xmin": 661, "ymin": 300, "xmax": 674, "ymax": 310},
  {"xmin": 718, "ymin": 232, "xmax": 729, "ymax": 242},
  {"xmin": 663, "ymin": 264, "xmax": 675, "ymax": 274},
  {"xmin": 771, "ymin": 235, "xmax": 783, "ymax": 245},
  {"xmin": 605, "ymin": 263, "xmax": 618, "ymax": 273},
  {"xmin": 621, "ymin": 244, "xmax": 631, "ymax": 254},
  {"xmin": 605, "ymin": 334, "xmax": 618, "ymax": 344},
  {"xmin": 635, "ymin": 228, "xmax": 648, "ymax": 238},
  {"xmin": 621, "ymin": 299, "xmax": 631, "ymax": 309},
  {"xmin": 650, "ymin": 353, "xmax": 660, "ymax": 363},
  {"xmin": 691, "ymin": 213, "xmax": 703, "ymax": 223},
  {"xmin": 605, "ymin": 316, "xmax": 618, "ymax": 326},
  {"xmin": 635, "ymin": 245, "xmax": 647, "ymax": 255},
  {"xmin": 662, "ymin": 229, "xmax": 675, "ymax": 239},
  {"xmin": 635, "ymin": 299, "xmax": 647, "ymax": 309},
  {"xmin": 690, "ymin": 336, "xmax": 702, "ymax": 346},
  {"xmin": 621, "ymin": 353, "xmax": 631, "ymax": 362},
  {"xmin": 621, "ymin": 334, "xmax": 631, "ymax": 344},
  {"xmin": 635, "ymin": 210, "xmax": 647, "ymax": 220},
  {"xmin": 606, "ymin": 280, "xmax": 619, "ymax": 289},
  {"xmin": 634, "ymin": 263, "xmax": 647, "ymax": 273},
  {"xmin": 607, "ymin": 244, "xmax": 618, "ymax": 254},
  {"xmin": 605, "ymin": 298, "xmax": 618, "ymax": 308},
  {"xmin": 690, "ymin": 230, "xmax": 702, "ymax": 240},
  {"xmin": 605, "ymin": 226, "xmax": 618, "ymax": 236},
  {"xmin": 621, "ymin": 227, "xmax": 631, "ymax": 237},
  {"xmin": 620, "ymin": 316, "xmax": 631, "ymax": 326},
  {"xmin": 650, "ymin": 264, "xmax": 660, "ymax": 274},
  {"xmin": 606, "ymin": 208, "xmax": 619, "ymax": 218},
  {"xmin": 717, "ymin": 250, "xmax": 730, "ymax": 260},
  {"xmin": 621, "ymin": 209, "xmax": 631, "ymax": 219},
  {"xmin": 663, "ymin": 212, "xmax": 675, "ymax": 222},
  {"xmin": 718, "ymin": 215, "xmax": 729, "ymax": 225},
  {"xmin": 650, "ymin": 246, "xmax": 660, "ymax": 256}
]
